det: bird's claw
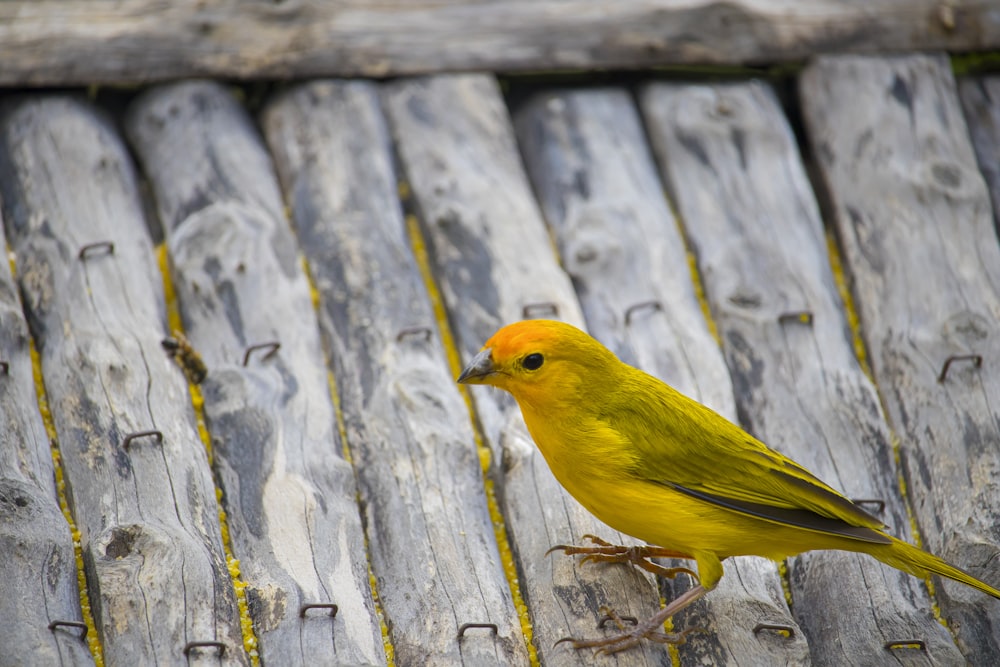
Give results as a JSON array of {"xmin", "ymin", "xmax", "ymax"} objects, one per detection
[
  {"xmin": 554, "ymin": 607, "xmax": 702, "ymax": 655},
  {"xmin": 547, "ymin": 536, "xmax": 700, "ymax": 582},
  {"xmin": 545, "ymin": 534, "xmax": 610, "ymax": 558}
]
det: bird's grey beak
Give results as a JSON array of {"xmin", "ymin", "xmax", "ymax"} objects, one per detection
[{"xmin": 457, "ymin": 348, "xmax": 495, "ymax": 384}]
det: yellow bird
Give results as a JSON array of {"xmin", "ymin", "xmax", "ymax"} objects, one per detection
[{"xmin": 458, "ymin": 319, "xmax": 1000, "ymax": 653}]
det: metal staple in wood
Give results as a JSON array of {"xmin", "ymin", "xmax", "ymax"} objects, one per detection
[
  {"xmin": 521, "ymin": 302, "xmax": 558, "ymax": 319},
  {"xmin": 753, "ymin": 623, "xmax": 796, "ymax": 638},
  {"xmin": 885, "ymin": 639, "xmax": 927, "ymax": 651},
  {"xmin": 624, "ymin": 300, "xmax": 662, "ymax": 326},
  {"xmin": 778, "ymin": 311, "xmax": 814, "ymax": 326},
  {"xmin": 396, "ymin": 326, "xmax": 432, "ymax": 343},
  {"xmin": 299, "ymin": 603, "xmax": 339, "ymax": 618},
  {"xmin": 182, "ymin": 640, "xmax": 227, "ymax": 657},
  {"xmin": 77, "ymin": 241, "xmax": 115, "ymax": 260},
  {"xmin": 121, "ymin": 430, "xmax": 163, "ymax": 450},
  {"xmin": 242, "ymin": 341, "xmax": 281, "ymax": 366},
  {"xmin": 456, "ymin": 622, "xmax": 498, "ymax": 639},
  {"xmin": 937, "ymin": 354, "xmax": 983, "ymax": 383},
  {"xmin": 47, "ymin": 620, "xmax": 88, "ymax": 640}
]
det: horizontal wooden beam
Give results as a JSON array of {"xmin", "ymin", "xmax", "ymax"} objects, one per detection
[{"xmin": 1, "ymin": 0, "xmax": 997, "ymax": 86}]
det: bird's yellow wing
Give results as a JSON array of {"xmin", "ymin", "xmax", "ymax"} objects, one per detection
[{"xmin": 606, "ymin": 372, "xmax": 887, "ymax": 540}]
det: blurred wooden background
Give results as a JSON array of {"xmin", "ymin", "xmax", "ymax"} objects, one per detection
[{"xmin": 2, "ymin": 2, "xmax": 1000, "ymax": 666}]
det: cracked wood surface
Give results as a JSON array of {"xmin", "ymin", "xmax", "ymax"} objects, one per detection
[
  {"xmin": 126, "ymin": 80, "xmax": 385, "ymax": 666},
  {"xmin": 262, "ymin": 79, "xmax": 530, "ymax": 666},
  {"xmin": 801, "ymin": 53, "xmax": 1000, "ymax": 664},
  {"xmin": 383, "ymin": 73, "xmax": 672, "ymax": 667},
  {"xmin": 0, "ymin": 219, "xmax": 94, "ymax": 667},
  {"xmin": 0, "ymin": 96, "xmax": 248, "ymax": 666}
]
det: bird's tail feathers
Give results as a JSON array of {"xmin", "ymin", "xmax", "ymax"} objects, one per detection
[{"xmin": 870, "ymin": 536, "xmax": 1000, "ymax": 599}]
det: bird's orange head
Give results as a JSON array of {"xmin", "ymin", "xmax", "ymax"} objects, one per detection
[{"xmin": 457, "ymin": 319, "xmax": 617, "ymax": 407}]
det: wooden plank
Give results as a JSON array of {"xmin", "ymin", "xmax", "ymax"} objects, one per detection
[
  {"xmin": 259, "ymin": 79, "xmax": 530, "ymax": 666},
  {"xmin": 641, "ymin": 79, "xmax": 967, "ymax": 665},
  {"xmin": 125, "ymin": 81, "xmax": 385, "ymax": 666},
  {"xmin": 0, "ymin": 96, "xmax": 248, "ymax": 666},
  {"xmin": 513, "ymin": 87, "xmax": 809, "ymax": 666},
  {"xmin": 0, "ymin": 226, "xmax": 94, "ymax": 666},
  {"xmin": 959, "ymin": 76, "xmax": 1000, "ymax": 232},
  {"xmin": 383, "ymin": 73, "xmax": 669, "ymax": 666},
  {"xmin": 800, "ymin": 54, "xmax": 1000, "ymax": 665},
  {"xmin": 1, "ymin": 1, "xmax": 999, "ymax": 86}
]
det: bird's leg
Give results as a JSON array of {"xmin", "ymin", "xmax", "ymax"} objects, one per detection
[
  {"xmin": 556, "ymin": 584, "xmax": 709, "ymax": 655},
  {"xmin": 547, "ymin": 534, "xmax": 698, "ymax": 580}
]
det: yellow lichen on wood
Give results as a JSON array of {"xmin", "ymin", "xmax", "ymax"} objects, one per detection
[
  {"xmin": 300, "ymin": 252, "xmax": 395, "ymax": 665},
  {"xmin": 29, "ymin": 340, "xmax": 105, "ymax": 667},
  {"xmin": 662, "ymin": 609, "xmax": 681, "ymax": 667},
  {"xmin": 155, "ymin": 244, "xmax": 261, "ymax": 664},
  {"xmin": 367, "ymin": 553, "xmax": 396, "ymax": 666},
  {"xmin": 405, "ymin": 212, "xmax": 539, "ymax": 666},
  {"xmin": 10, "ymin": 245, "xmax": 106, "ymax": 666},
  {"xmin": 667, "ymin": 195, "xmax": 721, "ymax": 347},
  {"xmin": 823, "ymin": 230, "xmax": 948, "ymax": 627},
  {"xmin": 328, "ymin": 355, "xmax": 396, "ymax": 665},
  {"xmin": 775, "ymin": 560, "xmax": 793, "ymax": 609},
  {"xmin": 825, "ymin": 228, "xmax": 872, "ymax": 379}
]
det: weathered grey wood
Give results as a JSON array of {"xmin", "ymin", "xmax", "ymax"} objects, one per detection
[
  {"xmin": 959, "ymin": 76, "xmax": 1000, "ymax": 233},
  {"xmin": 642, "ymin": 79, "xmax": 967, "ymax": 665},
  {"xmin": 2, "ymin": 0, "xmax": 999, "ymax": 86},
  {"xmin": 383, "ymin": 74, "xmax": 669, "ymax": 666},
  {"xmin": 259, "ymin": 79, "xmax": 530, "ymax": 666},
  {"xmin": 0, "ymin": 226, "xmax": 94, "ymax": 667},
  {"xmin": 0, "ymin": 96, "xmax": 248, "ymax": 666},
  {"xmin": 514, "ymin": 87, "xmax": 808, "ymax": 666},
  {"xmin": 125, "ymin": 81, "xmax": 385, "ymax": 666},
  {"xmin": 800, "ymin": 54, "xmax": 1000, "ymax": 664}
]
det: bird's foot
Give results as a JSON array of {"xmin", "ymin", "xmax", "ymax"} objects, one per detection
[
  {"xmin": 546, "ymin": 534, "xmax": 698, "ymax": 580},
  {"xmin": 555, "ymin": 605, "xmax": 703, "ymax": 655}
]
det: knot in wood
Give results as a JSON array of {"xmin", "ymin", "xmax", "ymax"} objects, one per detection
[
  {"xmin": 915, "ymin": 159, "xmax": 980, "ymax": 200},
  {"xmin": 0, "ymin": 479, "xmax": 33, "ymax": 517},
  {"xmin": 561, "ymin": 207, "xmax": 625, "ymax": 277},
  {"xmin": 103, "ymin": 525, "xmax": 142, "ymax": 560},
  {"xmin": 942, "ymin": 311, "xmax": 990, "ymax": 347},
  {"xmin": 727, "ymin": 290, "xmax": 762, "ymax": 310}
]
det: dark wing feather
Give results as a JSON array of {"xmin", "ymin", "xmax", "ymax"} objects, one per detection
[{"xmin": 664, "ymin": 483, "xmax": 891, "ymax": 544}]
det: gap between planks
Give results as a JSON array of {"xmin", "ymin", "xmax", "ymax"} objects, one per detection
[
  {"xmin": 297, "ymin": 249, "xmax": 398, "ymax": 666},
  {"xmin": 403, "ymin": 210, "xmax": 540, "ymax": 667},
  {"xmin": 7, "ymin": 246, "xmax": 106, "ymax": 666},
  {"xmin": 154, "ymin": 244, "xmax": 262, "ymax": 665}
]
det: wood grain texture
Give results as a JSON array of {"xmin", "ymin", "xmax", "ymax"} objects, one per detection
[
  {"xmin": 513, "ymin": 87, "xmax": 808, "ymax": 667},
  {"xmin": 1, "ymin": 0, "xmax": 999, "ymax": 85},
  {"xmin": 959, "ymin": 76, "xmax": 1000, "ymax": 234},
  {"xmin": 0, "ymin": 96, "xmax": 247, "ymax": 666},
  {"xmin": 800, "ymin": 54, "xmax": 1000, "ymax": 664},
  {"xmin": 642, "ymin": 79, "xmax": 966, "ymax": 665},
  {"xmin": 383, "ymin": 74, "xmax": 668, "ymax": 666},
  {"xmin": 260, "ymin": 79, "xmax": 529, "ymax": 667},
  {"xmin": 0, "ymin": 225, "xmax": 93, "ymax": 667},
  {"xmin": 125, "ymin": 81, "xmax": 385, "ymax": 666}
]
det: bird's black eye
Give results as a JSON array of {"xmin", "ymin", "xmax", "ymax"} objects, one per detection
[{"xmin": 522, "ymin": 353, "xmax": 544, "ymax": 371}]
